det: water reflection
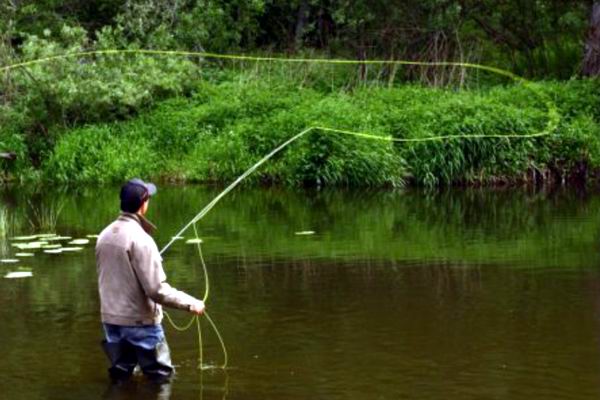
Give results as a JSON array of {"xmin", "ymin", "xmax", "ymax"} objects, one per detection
[
  {"xmin": 1, "ymin": 186, "xmax": 600, "ymax": 399},
  {"xmin": 2, "ymin": 185, "xmax": 600, "ymax": 267},
  {"xmin": 103, "ymin": 381, "xmax": 172, "ymax": 400}
]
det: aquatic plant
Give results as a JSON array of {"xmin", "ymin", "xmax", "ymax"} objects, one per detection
[
  {"xmin": 27, "ymin": 200, "xmax": 65, "ymax": 232},
  {"xmin": 0, "ymin": 207, "xmax": 10, "ymax": 256},
  {"xmin": 0, "ymin": 206, "xmax": 22, "ymax": 257},
  {"xmin": 0, "ymin": 207, "xmax": 8, "ymax": 239}
]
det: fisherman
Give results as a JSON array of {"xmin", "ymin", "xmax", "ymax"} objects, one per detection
[{"xmin": 96, "ymin": 178, "xmax": 205, "ymax": 382}]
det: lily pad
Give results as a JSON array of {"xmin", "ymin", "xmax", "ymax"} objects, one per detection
[
  {"xmin": 295, "ymin": 231, "xmax": 315, "ymax": 236},
  {"xmin": 45, "ymin": 236, "xmax": 72, "ymax": 241},
  {"xmin": 0, "ymin": 259, "xmax": 20, "ymax": 263},
  {"xmin": 61, "ymin": 247, "xmax": 84, "ymax": 252},
  {"xmin": 10, "ymin": 235, "xmax": 38, "ymax": 241},
  {"xmin": 43, "ymin": 249, "xmax": 63, "ymax": 254},
  {"xmin": 171, "ymin": 236, "xmax": 185, "ymax": 241},
  {"xmin": 69, "ymin": 239, "xmax": 90, "ymax": 245},
  {"xmin": 15, "ymin": 253, "xmax": 35, "ymax": 257},
  {"xmin": 36, "ymin": 233, "xmax": 58, "ymax": 239},
  {"xmin": 42, "ymin": 244, "xmax": 62, "ymax": 250},
  {"xmin": 4, "ymin": 271, "xmax": 33, "ymax": 279},
  {"xmin": 86, "ymin": 234, "xmax": 99, "ymax": 239},
  {"xmin": 25, "ymin": 241, "xmax": 48, "ymax": 247},
  {"xmin": 13, "ymin": 241, "xmax": 47, "ymax": 250},
  {"xmin": 185, "ymin": 238, "xmax": 203, "ymax": 244}
]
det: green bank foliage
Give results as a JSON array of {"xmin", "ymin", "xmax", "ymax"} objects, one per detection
[
  {"xmin": 0, "ymin": 25, "xmax": 198, "ymax": 172},
  {"xmin": 41, "ymin": 77, "xmax": 600, "ymax": 187},
  {"xmin": 0, "ymin": 1, "xmax": 598, "ymax": 187},
  {"xmin": 1, "ymin": 1, "xmax": 592, "ymax": 78}
]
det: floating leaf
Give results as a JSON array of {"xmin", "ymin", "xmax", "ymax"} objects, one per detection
[
  {"xmin": 23, "ymin": 241, "xmax": 48, "ymax": 248},
  {"xmin": 13, "ymin": 241, "xmax": 48, "ymax": 250},
  {"xmin": 185, "ymin": 238, "xmax": 203, "ymax": 244},
  {"xmin": 36, "ymin": 233, "xmax": 58, "ymax": 239},
  {"xmin": 15, "ymin": 253, "xmax": 35, "ymax": 257},
  {"xmin": 69, "ymin": 239, "xmax": 90, "ymax": 245},
  {"xmin": 295, "ymin": 231, "xmax": 315, "ymax": 235},
  {"xmin": 42, "ymin": 244, "xmax": 62, "ymax": 249},
  {"xmin": 43, "ymin": 249, "xmax": 63, "ymax": 254},
  {"xmin": 172, "ymin": 236, "xmax": 185, "ymax": 241},
  {"xmin": 45, "ymin": 236, "xmax": 72, "ymax": 241},
  {"xmin": 10, "ymin": 235, "xmax": 38, "ymax": 241},
  {"xmin": 86, "ymin": 234, "xmax": 99, "ymax": 239},
  {"xmin": 4, "ymin": 271, "xmax": 33, "ymax": 279},
  {"xmin": 0, "ymin": 259, "xmax": 19, "ymax": 263},
  {"xmin": 61, "ymin": 247, "xmax": 84, "ymax": 252}
]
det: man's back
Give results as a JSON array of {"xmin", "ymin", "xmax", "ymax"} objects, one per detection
[{"xmin": 96, "ymin": 213, "xmax": 163, "ymax": 326}]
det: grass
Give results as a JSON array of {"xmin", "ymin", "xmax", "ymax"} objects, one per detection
[
  {"xmin": 0, "ymin": 207, "xmax": 8, "ymax": 239},
  {"xmin": 43, "ymin": 76, "xmax": 600, "ymax": 187},
  {"xmin": 3, "ymin": 71, "xmax": 600, "ymax": 187},
  {"xmin": 27, "ymin": 199, "xmax": 65, "ymax": 232}
]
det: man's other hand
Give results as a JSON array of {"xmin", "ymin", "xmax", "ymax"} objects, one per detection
[{"xmin": 189, "ymin": 300, "xmax": 205, "ymax": 315}]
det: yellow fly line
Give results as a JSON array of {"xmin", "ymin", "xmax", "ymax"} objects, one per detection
[
  {"xmin": 0, "ymin": 49, "xmax": 562, "ymax": 371},
  {"xmin": 0, "ymin": 48, "xmax": 561, "ymax": 142},
  {"xmin": 1, "ymin": 49, "xmax": 522, "ymax": 78}
]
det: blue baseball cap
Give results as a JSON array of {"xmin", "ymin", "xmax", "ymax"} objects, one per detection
[{"xmin": 120, "ymin": 178, "xmax": 157, "ymax": 213}]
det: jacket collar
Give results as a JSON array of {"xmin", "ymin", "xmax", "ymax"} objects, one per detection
[{"xmin": 119, "ymin": 212, "xmax": 157, "ymax": 234}]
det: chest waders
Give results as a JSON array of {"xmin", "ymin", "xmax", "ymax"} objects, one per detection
[{"xmin": 102, "ymin": 338, "xmax": 173, "ymax": 383}]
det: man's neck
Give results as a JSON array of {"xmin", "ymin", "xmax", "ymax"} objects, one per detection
[{"xmin": 121, "ymin": 211, "xmax": 156, "ymax": 234}]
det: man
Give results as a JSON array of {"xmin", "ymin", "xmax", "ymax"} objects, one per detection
[{"xmin": 96, "ymin": 178, "xmax": 205, "ymax": 382}]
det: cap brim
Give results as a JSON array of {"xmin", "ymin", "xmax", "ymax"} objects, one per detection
[
  {"xmin": 127, "ymin": 178, "xmax": 157, "ymax": 197},
  {"xmin": 145, "ymin": 182, "xmax": 157, "ymax": 196}
]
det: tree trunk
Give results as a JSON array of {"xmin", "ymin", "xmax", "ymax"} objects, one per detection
[
  {"xmin": 583, "ymin": 2, "xmax": 600, "ymax": 76},
  {"xmin": 294, "ymin": 0, "xmax": 309, "ymax": 50}
]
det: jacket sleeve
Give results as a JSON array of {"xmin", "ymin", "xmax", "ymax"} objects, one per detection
[{"xmin": 131, "ymin": 236, "xmax": 200, "ymax": 310}]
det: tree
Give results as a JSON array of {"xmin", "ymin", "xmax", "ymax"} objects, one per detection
[{"xmin": 583, "ymin": 2, "xmax": 600, "ymax": 76}]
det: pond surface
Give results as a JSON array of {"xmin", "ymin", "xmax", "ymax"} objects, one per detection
[{"xmin": 1, "ymin": 186, "xmax": 600, "ymax": 399}]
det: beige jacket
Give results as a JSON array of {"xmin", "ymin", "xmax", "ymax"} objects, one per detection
[{"xmin": 96, "ymin": 212, "xmax": 198, "ymax": 325}]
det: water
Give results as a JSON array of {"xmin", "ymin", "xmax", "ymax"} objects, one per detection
[{"xmin": 1, "ymin": 186, "xmax": 600, "ymax": 399}]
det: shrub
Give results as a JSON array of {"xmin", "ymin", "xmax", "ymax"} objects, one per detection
[
  {"xmin": 34, "ymin": 75, "xmax": 600, "ymax": 188},
  {"xmin": 45, "ymin": 124, "xmax": 159, "ymax": 183}
]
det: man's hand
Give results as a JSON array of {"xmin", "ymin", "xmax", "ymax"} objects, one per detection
[{"xmin": 189, "ymin": 299, "xmax": 205, "ymax": 315}]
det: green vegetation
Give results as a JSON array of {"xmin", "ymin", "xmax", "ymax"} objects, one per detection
[
  {"xmin": 0, "ymin": 25, "xmax": 198, "ymax": 173},
  {"xmin": 26, "ymin": 199, "xmax": 65, "ymax": 231},
  {"xmin": 2, "ymin": 1, "xmax": 593, "ymax": 78},
  {"xmin": 39, "ymin": 77, "xmax": 600, "ymax": 187},
  {"xmin": 0, "ymin": 1, "xmax": 598, "ymax": 187}
]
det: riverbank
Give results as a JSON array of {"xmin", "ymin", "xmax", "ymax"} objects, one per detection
[{"xmin": 4, "ymin": 76, "xmax": 600, "ymax": 187}]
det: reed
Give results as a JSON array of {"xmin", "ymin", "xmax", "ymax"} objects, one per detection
[{"xmin": 27, "ymin": 200, "xmax": 65, "ymax": 232}]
